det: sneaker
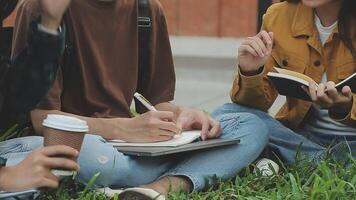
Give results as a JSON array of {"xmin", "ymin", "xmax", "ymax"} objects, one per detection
[
  {"xmin": 97, "ymin": 187, "xmax": 165, "ymax": 200},
  {"xmin": 96, "ymin": 187, "xmax": 124, "ymax": 198},
  {"xmin": 255, "ymin": 158, "xmax": 280, "ymax": 176},
  {"xmin": 119, "ymin": 188, "xmax": 165, "ymax": 200}
]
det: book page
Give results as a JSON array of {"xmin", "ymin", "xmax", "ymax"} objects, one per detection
[
  {"xmin": 274, "ymin": 67, "xmax": 314, "ymax": 83},
  {"xmin": 109, "ymin": 130, "xmax": 202, "ymax": 147}
]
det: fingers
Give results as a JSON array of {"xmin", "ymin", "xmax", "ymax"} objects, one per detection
[
  {"xmin": 148, "ymin": 111, "xmax": 174, "ymax": 121},
  {"xmin": 309, "ymin": 81, "xmax": 318, "ymax": 101},
  {"xmin": 201, "ymin": 118, "xmax": 210, "ymax": 141},
  {"xmin": 259, "ymin": 31, "xmax": 273, "ymax": 53},
  {"xmin": 240, "ymin": 30, "xmax": 273, "ymax": 58},
  {"xmin": 325, "ymin": 81, "xmax": 339, "ymax": 101},
  {"xmin": 316, "ymin": 83, "xmax": 333, "ymax": 106},
  {"xmin": 41, "ymin": 145, "xmax": 79, "ymax": 158},
  {"xmin": 248, "ymin": 37, "xmax": 267, "ymax": 57},
  {"xmin": 42, "ymin": 157, "xmax": 79, "ymax": 171},
  {"xmin": 206, "ymin": 119, "xmax": 222, "ymax": 139},
  {"xmin": 239, "ymin": 44, "xmax": 258, "ymax": 57},
  {"xmin": 148, "ymin": 119, "xmax": 181, "ymax": 134},
  {"xmin": 341, "ymin": 86, "xmax": 352, "ymax": 99}
]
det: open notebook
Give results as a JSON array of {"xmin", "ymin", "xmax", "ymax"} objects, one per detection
[
  {"xmin": 109, "ymin": 130, "xmax": 201, "ymax": 147},
  {"xmin": 109, "ymin": 130, "xmax": 240, "ymax": 157}
]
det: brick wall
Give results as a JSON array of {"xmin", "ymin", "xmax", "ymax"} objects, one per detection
[
  {"xmin": 160, "ymin": 0, "xmax": 281, "ymax": 38},
  {"xmin": 3, "ymin": 1, "xmax": 280, "ymax": 37}
]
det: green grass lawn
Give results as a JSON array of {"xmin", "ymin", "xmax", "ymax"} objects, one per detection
[{"xmin": 37, "ymin": 153, "xmax": 356, "ymax": 200}]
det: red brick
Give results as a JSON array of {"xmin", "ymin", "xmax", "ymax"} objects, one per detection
[
  {"xmin": 177, "ymin": 0, "xmax": 220, "ymax": 37},
  {"xmin": 159, "ymin": 0, "xmax": 178, "ymax": 34},
  {"xmin": 220, "ymin": 0, "xmax": 258, "ymax": 37}
]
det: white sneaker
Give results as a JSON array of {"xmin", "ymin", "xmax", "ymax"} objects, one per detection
[
  {"xmin": 96, "ymin": 187, "xmax": 124, "ymax": 198},
  {"xmin": 98, "ymin": 187, "xmax": 165, "ymax": 200},
  {"xmin": 254, "ymin": 158, "xmax": 280, "ymax": 176}
]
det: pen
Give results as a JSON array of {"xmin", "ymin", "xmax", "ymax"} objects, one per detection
[
  {"xmin": 134, "ymin": 92, "xmax": 158, "ymax": 111},
  {"xmin": 134, "ymin": 92, "xmax": 182, "ymax": 137}
]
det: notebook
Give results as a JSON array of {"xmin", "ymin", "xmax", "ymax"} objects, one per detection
[
  {"xmin": 267, "ymin": 67, "xmax": 356, "ymax": 101},
  {"xmin": 114, "ymin": 138, "xmax": 240, "ymax": 157},
  {"xmin": 109, "ymin": 130, "xmax": 240, "ymax": 157},
  {"xmin": 109, "ymin": 130, "xmax": 201, "ymax": 147}
]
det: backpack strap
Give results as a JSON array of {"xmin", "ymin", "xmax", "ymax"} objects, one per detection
[{"xmin": 136, "ymin": 0, "xmax": 152, "ymax": 112}]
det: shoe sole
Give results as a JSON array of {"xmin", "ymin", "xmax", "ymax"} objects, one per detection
[{"xmin": 118, "ymin": 191, "xmax": 153, "ymax": 200}]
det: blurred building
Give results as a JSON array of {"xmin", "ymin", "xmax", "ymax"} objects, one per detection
[
  {"xmin": 161, "ymin": 0, "xmax": 280, "ymax": 38},
  {"xmin": 4, "ymin": 0, "xmax": 280, "ymax": 37}
]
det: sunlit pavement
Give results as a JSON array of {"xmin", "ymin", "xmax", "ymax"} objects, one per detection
[{"xmin": 171, "ymin": 36, "xmax": 285, "ymax": 114}]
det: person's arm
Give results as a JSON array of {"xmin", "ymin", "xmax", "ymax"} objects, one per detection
[
  {"xmin": 329, "ymin": 94, "xmax": 355, "ymax": 127},
  {"xmin": 230, "ymin": 6, "xmax": 279, "ymax": 112},
  {"xmin": 0, "ymin": 145, "xmax": 78, "ymax": 192},
  {"xmin": 31, "ymin": 108, "xmax": 181, "ymax": 142}
]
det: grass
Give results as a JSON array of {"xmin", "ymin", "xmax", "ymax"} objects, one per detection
[{"xmin": 36, "ymin": 153, "xmax": 356, "ymax": 200}]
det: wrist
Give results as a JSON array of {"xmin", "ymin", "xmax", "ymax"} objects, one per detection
[
  {"xmin": 104, "ymin": 118, "xmax": 132, "ymax": 141},
  {"xmin": 329, "ymin": 99, "xmax": 353, "ymax": 118},
  {"xmin": 239, "ymin": 65, "xmax": 264, "ymax": 76}
]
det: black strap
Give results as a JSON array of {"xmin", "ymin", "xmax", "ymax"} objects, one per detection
[{"xmin": 136, "ymin": 0, "xmax": 152, "ymax": 113}]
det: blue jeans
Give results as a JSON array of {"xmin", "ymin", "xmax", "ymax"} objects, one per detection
[
  {"xmin": 75, "ymin": 112, "xmax": 268, "ymax": 192},
  {"xmin": 214, "ymin": 103, "xmax": 356, "ymax": 164},
  {"xmin": 0, "ymin": 136, "xmax": 43, "ymax": 167},
  {"xmin": 0, "ymin": 112, "xmax": 268, "ymax": 192}
]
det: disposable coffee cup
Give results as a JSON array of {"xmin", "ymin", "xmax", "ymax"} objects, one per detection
[{"xmin": 42, "ymin": 114, "xmax": 89, "ymax": 176}]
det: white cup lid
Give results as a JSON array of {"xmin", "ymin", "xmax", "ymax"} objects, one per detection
[{"xmin": 42, "ymin": 114, "xmax": 89, "ymax": 133}]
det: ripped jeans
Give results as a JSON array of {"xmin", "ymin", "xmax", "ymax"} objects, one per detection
[{"xmin": 1, "ymin": 112, "xmax": 269, "ymax": 192}]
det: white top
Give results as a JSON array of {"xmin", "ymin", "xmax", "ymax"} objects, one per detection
[
  {"xmin": 42, "ymin": 114, "xmax": 89, "ymax": 132},
  {"xmin": 302, "ymin": 14, "xmax": 356, "ymax": 136},
  {"xmin": 314, "ymin": 14, "xmax": 338, "ymax": 46}
]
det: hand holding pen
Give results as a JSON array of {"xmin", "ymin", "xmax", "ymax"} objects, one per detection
[{"xmin": 132, "ymin": 93, "xmax": 182, "ymax": 140}]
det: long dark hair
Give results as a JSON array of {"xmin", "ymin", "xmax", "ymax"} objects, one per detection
[{"xmin": 286, "ymin": 0, "xmax": 356, "ymax": 60}]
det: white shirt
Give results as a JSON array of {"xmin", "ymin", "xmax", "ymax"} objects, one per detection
[{"xmin": 302, "ymin": 14, "xmax": 356, "ymax": 136}]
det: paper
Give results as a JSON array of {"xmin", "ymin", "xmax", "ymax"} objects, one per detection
[{"xmin": 109, "ymin": 130, "xmax": 201, "ymax": 147}]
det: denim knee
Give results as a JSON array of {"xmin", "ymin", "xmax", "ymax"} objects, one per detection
[
  {"xmin": 0, "ymin": 136, "xmax": 43, "ymax": 156},
  {"xmin": 213, "ymin": 103, "xmax": 256, "ymax": 117},
  {"xmin": 77, "ymin": 134, "xmax": 121, "ymax": 186},
  {"xmin": 77, "ymin": 134, "xmax": 159, "ymax": 187},
  {"xmin": 218, "ymin": 112, "xmax": 269, "ymax": 152}
]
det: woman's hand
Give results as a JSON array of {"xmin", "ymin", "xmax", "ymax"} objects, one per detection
[
  {"xmin": 39, "ymin": 0, "xmax": 72, "ymax": 30},
  {"xmin": 307, "ymin": 81, "xmax": 353, "ymax": 117},
  {"xmin": 238, "ymin": 30, "xmax": 274, "ymax": 75},
  {"xmin": 0, "ymin": 145, "xmax": 79, "ymax": 192},
  {"xmin": 111, "ymin": 111, "xmax": 182, "ymax": 143},
  {"xmin": 176, "ymin": 107, "xmax": 221, "ymax": 141}
]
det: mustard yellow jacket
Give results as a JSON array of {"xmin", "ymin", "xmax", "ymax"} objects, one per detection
[{"xmin": 231, "ymin": 2, "xmax": 356, "ymax": 128}]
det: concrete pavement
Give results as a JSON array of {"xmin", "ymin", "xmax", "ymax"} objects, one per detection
[{"xmin": 171, "ymin": 36, "xmax": 286, "ymax": 115}]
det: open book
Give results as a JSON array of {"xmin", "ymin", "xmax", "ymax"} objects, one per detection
[
  {"xmin": 267, "ymin": 67, "xmax": 356, "ymax": 101},
  {"xmin": 109, "ymin": 130, "xmax": 201, "ymax": 147}
]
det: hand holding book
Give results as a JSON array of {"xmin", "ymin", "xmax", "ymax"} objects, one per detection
[
  {"xmin": 267, "ymin": 67, "xmax": 355, "ymax": 117},
  {"xmin": 303, "ymin": 81, "xmax": 353, "ymax": 117}
]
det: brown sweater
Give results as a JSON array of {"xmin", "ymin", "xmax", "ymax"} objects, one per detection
[{"xmin": 12, "ymin": 0, "xmax": 176, "ymax": 118}]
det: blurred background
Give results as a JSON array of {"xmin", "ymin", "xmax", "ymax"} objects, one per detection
[
  {"xmin": 159, "ymin": 0, "xmax": 281, "ymax": 112},
  {"xmin": 3, "ymin": 0, "xmax": 282, "ymax": 113}
]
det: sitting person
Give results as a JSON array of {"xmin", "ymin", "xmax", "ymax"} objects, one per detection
[
  {"xmin": 13, "ymin": 0, "xmax": 269, "ymax": 199},
  {"xmin": 0, "ymin": 0, "xmax": 79, "ymax": 193},
  {"xmin": 214, "ymin": 0, "xmax": 356, "ymax": 164}
]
